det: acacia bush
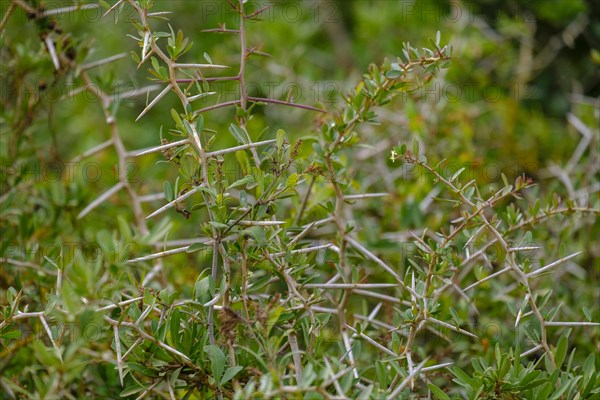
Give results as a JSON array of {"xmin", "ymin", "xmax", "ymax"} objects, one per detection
[{"xmin": 1, "ymin": 1, "xmax": 599, "ymax": 399}]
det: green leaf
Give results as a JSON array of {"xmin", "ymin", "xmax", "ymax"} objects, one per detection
[
  {"xmin": 554, "ymin": 329, "xmax": 570, "ymax": 369},
  {"xmin": 235, "ymin": 106, "xmax": 247, "ymax": 118},
  {"xmin": 183, "ymin": 120, "xmax": 194, "ymax": 136},
  {"xmin": 248, "ymin": 274, "xmax": 271, "ymax": 293},
  {"xmin": 197, "ymin": 185, "xmax": 218, "ymax": 199},
  {"xmin": 229, "ymin": 124, "xmax": 248, "ymax": 144},
  {"xmin": 1, "ymin": 330, "xmax": 20, "ymax": 340},
  {"xmin": 204, "ymin": 345, "xmax": 226, "ymax": 383},
  {"xmin": 537, "ymin": 381, "xmax": 555, "ymax": 399},
  {"xmin": 7, "ymin": 287, "xmax": 17, "ymax": 306},
  {"xmin": 266, "ymin": 306, "xmax": 284, "ymax": 336},
  {"xmin": 375, "ymin": 360, "xmax": 387, "ymax": 387},
  {"xmin": 228, "ymin": 175, "xmax": 255, "ymax": 190},
  {"xmin": 582, "ymin": 356, "xmax": 597, "ymax": 395},
  {"xmin": 386, "ymin": 69, "xmax": 403, "ymax": 79},
  {"xmin": 169, "ymin": 367, "xmax": 182, "ymax": 387},
  {"xmin": 239, "ymin": 190, "xmax": 248, "ymax": 206},
  {"xmin": 117, "ymin": 215, "xmax": 132, "ymax": 242},
  {"xmin": 180, "ymin": 155, "xmax": 196, "ymax": 178},
  {"xmin": 170, "ymin": 308, "xmax": 181, "ymax": 348},
  {"xmin": 151, "ymin": 56, "xmax": 160, "ymax": 73},
  {"xmin": 276, "ymin": 129, "xmax": 285, "ymax": 149},
  {"xmin": 286, "ymin": 173, "xmax": 298, "ymax": 188},
  {"xmin": 520, "ymin": 369, "xmax": 541, "ymax": 387},
  {"xmin": 520, "ymin": 378, "xmax": 546, "ymax": 391},
  {"xmin": 171, "ymin": 108, "xmax": 183, "ymax": 128},
  {"xmin": 120, "ymin": 383, "xmax": 145, "ymax": 397},
  {"xmin": 194, "ymin": 276, "xmax": 212, "ymax": 304},
  {"xmin": 450, "ymin": 167, "xmax": 465, "ymax": 182},
  {"xmin": 221, "ymin": 366, "xmax": 243, "ymax": 385},
  {"xmin": 498, "ymin": 355, "xmax": 511, "ymax": 379},
  {"xmin": 242, "ymin": 226, "xmax": 267, "ymax": 247},
  {"xmin": 164, "ymin": 181, "xmax": 173, "ymax": 202},
  {"xmin": 44, "ymin": 256, "xmax": 59, "ymax": 270},
  {"xmin": 79, "ymin": 309, "xmax": 103, "ymax": 340},
  {"xmin": 208, "ymin": 221, "xmax": 229, "ymax": 230},
  {"xmin": 451, "ymin": 367, "xmax": 475, "ymax": 388},
  {"xmin": 196, "ymin": 114, "xmax": 204, "ymax": 133},
  {"xmin": 428, "ymin": 383, "xmax": 451, "ymax": 400},
  {"xmin": 449, "ymin": 307, "xmax": 461, "ymax": 326},
  {"xmin": 583, "ymin": 306, "xmax": 592, "ymax": 322},
  {"xmin": 131, "ymin": 50, "xmax": 141, "ymax": 64},
  {"xmin": 549, "ymin": 381, "xmax": 571, "ymax": 400},
  {"xmin": 412, "ymin": 138, "xmax": 420, "ymax": 156},
  {"xmin": 127, "ymin": 362, "xmax": 158, "ymax": 377}
]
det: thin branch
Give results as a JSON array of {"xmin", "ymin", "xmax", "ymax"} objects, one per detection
[
  {"xmin": 97, "ymin": 297, "xmax": 144, "ymax": 312},
  {"xmin": 41, "ymin": 3, "xmax": 99, "ymax": 17},
  {"xmin": 345, "ymin": 324, "xmax": 398, "ymax": 358},
  {"xmin": 526, "ymin": 251, "xmax": 583, "ymax": 278},
  {"xmin": 132, "ymin": 139, "xmax": 190, "ymax": 157},
  {"xmin": 515, "ymin": 294, "xmax": 530, "ymax": 328},
  {"xmin": 135, "ymin": 378, "xmax": 163, "ymax": 400},
  {"xmin": 346, "ymin": 236, "xmax": 419, "ymax": 298},
  {"xmin": 127, "ymin": 246, "xmax": 190, "ymax": 263},
  {"xmin": 78, "ymin": 182, "xmax": 125, "ymax": 219},
  {"xmin": 387, "ymin": 358, "xmax": 428, "ymax": 399},
  {"xmin": 520, "ymin": 344, "xmax": 543, "ymax": 357},
  {"xmin": 303, "ymin": 283, "xmax": 400, "ymax": 289},
  {"xmin": 201, "ymin": 28, "xmax": 240, "ymax": 34},
  {"xmin": 146, "ymin": 185, "xmax": 205, "ymax": 219},
  {"xmin": 188, "ymin": 92, "xmax": 217, "ymax": 102},
  {"xmin": 544, "ymin": 321, "xmax": 600, "ymax": 327},
  {"xmin": 194, "ymin": 100, "xmax": 241, "ymax": 115},
  {"xmin": 39, "ymin": 315, "xmax": 60, "ymax": 358},
  {"xmin": 462, "ymin": 267, "xmax": 510, "ymax": 292},
  {"xmin": 71, "ymin": 139, "xmax": 114, "ymax": 162},
  {"xmin": 113, "ymin": 325, "xmax": 124, "ymax": 386},
  {"xmin": 288, "ymin": 331, "xmax": 303, "ymax": 383},
  {"xmin": 238, "ymin": 220, "xmax": 286, "ymax": 226},
  {"xmin": 173, "ymin": 63, "xmax": 229, "ymax": 69},
  {"xmin": 111, "ymin": 84, "xmax": 163, "ymax": 101},
  {"xmin": 104, "ymin": 316, "xmax": 192, "ymax": 364},
  {"xmin": 44, "ymin": 36, "xmax": 60, "ymax": 70},
  {"xmin": 421, "ymin": 362, "xmax": 454, "ymax": 372},
  {"xmin": 248, "ymin": 96, "xmax": 328, "ymax": 114},
  {"xmin": 135, "ymin": 84, "xmax": 172, "ymax": 122},
  {"xmin": 353, "ymin": 289, "xmax": 404, "ymax": 304},
  {"xmin": 0, "ymin": 1, "xmax": 16, "ymax": 35},
  {"xmin": 206, "ymin": 139, "xmax": 276, "ymax": 157},
  {"xmin": 80, "ymin": 53, "xmax": 127, "ymax": 70},
  {"xmin": 102, "ymin": 0, "xmax": 125, "ymax": 17},
  {"xmin": 343, "ymin": 193, "xmax": 388, "ymax": 200},
  {"xmin": 428, "ymin": 317, "xmax": 479, "ymax": 339},
  {"xmin": 176, "ymin": 76, "xmax": 239, "ymax": 83},
  {"xmin": 139, "ymin": 193, "xmax": 166, "ymax": 203},
  {"xmin": 270, "ymin": 243, "xmax": 338, "ymax": 258}
]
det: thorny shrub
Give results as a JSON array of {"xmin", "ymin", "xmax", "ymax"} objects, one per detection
[{"xmin": 1, "ymin": 1, "xmax": 598, "ymax": 399}]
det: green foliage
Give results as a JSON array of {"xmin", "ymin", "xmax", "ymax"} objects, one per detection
[
  {"xmin": 1, "ymin": 1, "xmax": 598, "ymax": 399},
  {"xmin": 445, "ymin": 344, "xmax": 600, "ymax": 400}
]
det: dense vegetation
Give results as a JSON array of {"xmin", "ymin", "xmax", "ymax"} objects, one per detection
[{"xmin": 1, "ymin": 1, "xmax": 598, "ymax": 399}]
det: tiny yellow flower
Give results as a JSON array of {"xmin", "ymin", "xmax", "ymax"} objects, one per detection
[{"xmin": 390, "ymin": 149, "xmax": 398, "ymax": 162}]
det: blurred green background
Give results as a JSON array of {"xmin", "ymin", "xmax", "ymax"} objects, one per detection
[
  {"xmin": 1, "ymin": 0, "xmax": 598, "ymax": 395},
  {"xmin": 3, "ymin": 0, "xmax": 597, "ymax": 266}
]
